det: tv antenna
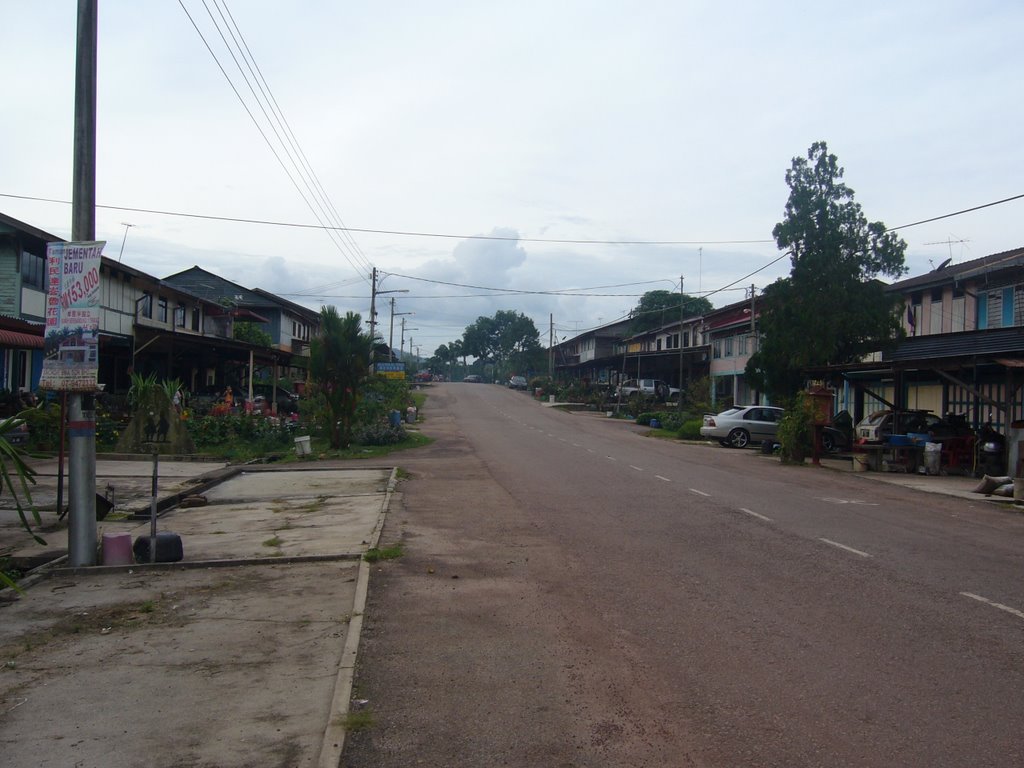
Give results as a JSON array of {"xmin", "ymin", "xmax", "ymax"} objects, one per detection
[{"xmin": 924, "ymin": 235, "xmax": 969, "ymax": 266}]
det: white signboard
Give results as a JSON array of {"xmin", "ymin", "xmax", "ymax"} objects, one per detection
[{"xmin": 39, "ymin": 241, "xmax": 105, "ymax": 392}]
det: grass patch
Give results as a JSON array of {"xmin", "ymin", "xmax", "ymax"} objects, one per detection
[
  {"xmin": 395, "ymin": 467, "xmax": 412, "ymax": 480},
  {"xmin": 363, "ymin": 544, "xmax": 403, "ymax": 563},
  {"xmin": 341, "ymin": 709, "xmax": 374, "ymax": 732},
  {"xmin": 262, "ymin": 536, "xmax": 283, "ymax": 548}
]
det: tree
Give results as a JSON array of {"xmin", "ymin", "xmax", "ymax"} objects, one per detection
[
  {"xmin": 233, "ymin": 321, "xmax": 272, "ymax": 347},
  {"xmin": 746, "ymin": 141, "xmax": 908, "ymax": 400},
  {"xmin": 309, "ymin": 306, "xmax": 374, "ymax": 448},
  {"xmin": 629, "ymin": 290, "xmax": 713, "ymax": 334},
  {"xmin": 461, "ymin": 310, "xmax": 544, "ymax": 378}
]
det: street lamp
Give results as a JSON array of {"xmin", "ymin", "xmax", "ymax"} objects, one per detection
[{"xmin": 389, "ymin": 298, "xmax": 414, "ymax": 360}]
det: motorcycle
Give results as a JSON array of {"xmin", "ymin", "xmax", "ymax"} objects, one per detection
[{"xmin": 975, "ymin": 418, "xmax": 1006, "ymax": 477}]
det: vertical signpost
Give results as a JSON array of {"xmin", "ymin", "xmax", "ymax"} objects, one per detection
[{"xmin": 40, "ymin": 241, "xmax": 104, "ymax": 566}]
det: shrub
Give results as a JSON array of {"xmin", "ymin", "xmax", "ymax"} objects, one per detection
[
  {"xmin": 354, "ymin": 421, "xmax": 408, "ymax": 446},
  {"xmin": 777, "ymin": 394, "xmax": 814, "ymax": 463},
  {"xmin": 676, "ymin": 418, "xmax": 704, "ymax": 440}
]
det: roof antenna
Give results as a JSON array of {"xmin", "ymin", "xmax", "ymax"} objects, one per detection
[{"xmin": 924, "ymin": 235, "xmax": 969, "ymax": 268}]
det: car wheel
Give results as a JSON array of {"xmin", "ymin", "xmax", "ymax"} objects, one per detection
[
  {"xmin": 727, "ymin": 428, "xmax": 750, "ymax": 449},
  {"xmin": 822, "ymin": 432, "xmax": 835, "ymax": 452}
]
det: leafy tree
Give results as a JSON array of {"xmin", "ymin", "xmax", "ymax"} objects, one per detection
[
  {"xmin": 461, "ymin": 310, "xmax": 543, "ymax": 378},
  {"xmin": 233, "ymin": 321, "xmax": 272, "ymax": 347},
  {"xmin": 746, "ymin": 141, "xmax": 907, "ymax": 399},
  {"xmin": 309, "ymin": 306, "xmax": 374, "ymax": 448},
  {"xmin": 629, "ymin": 290, "xmax": 713, "ymax": 334}
]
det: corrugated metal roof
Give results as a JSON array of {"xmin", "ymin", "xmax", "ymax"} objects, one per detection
[
  {"xmin": 887, "ymin": 246, "xmax": 1024, "ymax": 293},
  {"xmin": 884, "ymin": 327, "xmax": 1024, "ymax": 362}
]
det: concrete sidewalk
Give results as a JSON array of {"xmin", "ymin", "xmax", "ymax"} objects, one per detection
[{"xmin": 0, "ymin": 459, "xmax": 397, "ymax": 768}]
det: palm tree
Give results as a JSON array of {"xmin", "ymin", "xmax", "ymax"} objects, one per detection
[{"xmin": 309, "ymin": 307, "xmax": 374, "ymax": 448}]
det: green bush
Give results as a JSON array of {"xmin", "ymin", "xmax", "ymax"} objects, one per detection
[
  {"xmin": 354, "ymin": 421, "xmax": 408, "ymax": 446},
  {"xmin": 186, "ymin": 414, "xmax": 293, "ymax": 452},
  {"xmin": 777, "ymin": 395, "xmax": 813, "ymax": 463},
  {"xmin": 676, "ymin": 418, "xmax": 704, "ymax": 440}
]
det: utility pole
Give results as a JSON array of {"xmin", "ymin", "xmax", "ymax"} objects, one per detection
[
  {"xmin": 389, "ymin": 298, "xmax": 413, "ymax": 361},
  {"xmin": 548, "ymin": 314, "xmax": 554, "ymax": 381},
  {"xmin": 750, "ymin": 284, "xmax": 756, "ymax": 336},
  {"xmin": 678, "ymin": 275, "xmax": 685, "ymax": 415},
  {"xmin": 69, "ymin": 0, "xmax": 99, "ymax": 567},
  {"xmin": 368, "ymin": 267, "xmax": 377, "ymax": 364}
]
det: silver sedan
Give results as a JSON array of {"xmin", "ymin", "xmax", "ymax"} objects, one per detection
[{"xmin": 700, "ymin": 405, "xmax": 785, "ymax": 448}]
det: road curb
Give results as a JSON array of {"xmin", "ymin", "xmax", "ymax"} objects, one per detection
[{"xmin": 317, "ymin": 465, "xmax": 398, "ymax": 767}]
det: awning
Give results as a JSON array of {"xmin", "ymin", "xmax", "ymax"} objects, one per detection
[{"xmin": 0, "ymin": 329, "xmax": 44, "ymax": 349}]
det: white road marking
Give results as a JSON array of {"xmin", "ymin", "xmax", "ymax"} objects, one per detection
[
  {"xmin": 689, "ymin": 488, "xmax": 711, "ymax": 497},
  {"xmin": 820, "ymin": 497, "xmax": 879, "ymax": 506},
  {"xmin": 655, "ymin": 475, "xmax": 672, "ymax": 482},
  {"xmin": 572, "ymin": 443, "xmax": 581, "ymax": 448},
  {"xmin": 740, "ymin": 507, "xmax": 772, "ymax": 522},
  {"xmin": 961, "ymin": 592, "xmax": 1024, "ymax": 621},
  {"xmin": 586, "ymin": 448, "xmax": 596, "ymax": 454},
  {"xmin": 630, "ymin": 465, "xmax": 644, "ymax": 472},
  {"xmin": 819, "ymin": 538, "xmax": 871, "ymax": 558},
  {"xmin": 606, "ymin": 456, "xmax": 617, "ymax": 461}
]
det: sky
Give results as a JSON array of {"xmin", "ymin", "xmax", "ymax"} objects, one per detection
[{"xmin": 3, "ymin": 1, "xmax": 1022, "ymax": 356}]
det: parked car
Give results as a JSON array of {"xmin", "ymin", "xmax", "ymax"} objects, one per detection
[
  {"xmin": 700, "ymin": 405, "xmax": 785, "ymax": 448},
  {"xmin": 508, "ymin": 375, "xmax": 528, "ymax": 390},
  {"xmin": 855, "ymin": 409, "xmax": 942, "ymax": 443},
  {"xmin": 822, "ymin": 410, "xmax": 853, "ymax": 452},
  {"xmin": 463, "ymin": 374, "xmax": 484, "ymax": 383},
  {"xmin": 615, "ymin": 378, "xmax": 680, "ymax": 400}
]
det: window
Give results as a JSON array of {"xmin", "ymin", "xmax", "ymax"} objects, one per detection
[
  {"xmin": 682, "ymin": 331, "xmax": 689, "ymax": 348},
  {"xmin": 157, "ymin": 298, "xmax": 168, "ymax": 323},
  {"xmin": 952, "ymin": 287, "xmax": 966, "ymax": 332},
  {"xmin": 724, "ymin": 336, "xmax": 734, "ymax": 357},
  {"xmin": 20, "ymin": 251, "xmax": 46, "ymax": 291},
  {"xmin": 929, "ymin": 289, "xmax": 943, "ymax": 335},
  {"xmin": 672, "ymin": 333, "xmax": 680, "ymax": 348},
  {"xmin": 191, "ymin": 306, "xmax": 201, "ymax": 331},
  {"xmin": 713, "ymin": 339, "xmax": 722, "ymax": 359},
  {"xmin": 656, "ymin": 338, "xmax": 662, "ymax": 351},
  {"xmin": 138, "ymin": 293, "xmax": 153, "ymax": 319},
  {"xmin": 174, "ymin": 304, "xmax": 186, "ymax": 327}
]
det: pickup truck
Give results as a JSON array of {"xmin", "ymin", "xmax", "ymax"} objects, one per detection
[{"xmin": 615, "ymin": 378, "xmax": 680, "ymax": 400}]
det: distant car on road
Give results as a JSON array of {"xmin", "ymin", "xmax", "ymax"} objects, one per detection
[
  {"xmin": 700, "ymin": 405, "xmax": 785, "ymax": 448},
  {"xmin": 463, "ymin": 374, "xmax": 484, "ymax": 383},
  {"xmin": 615, "ymin": 378, "xmax": 679, "ymax": 401},
  {"xmin": 508, "ymin": 375, "xmax": 528, "ymax": 390}
]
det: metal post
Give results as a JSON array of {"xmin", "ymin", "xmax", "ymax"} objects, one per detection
[
  {"xmin": 678, "ymin": 276, "xmax": 685, "ymax": 415},
  {"xmin": 368, "ymin": 267, "xmax": 377, "ymax": 364},
  {"xmin": 67, "ymin": 395, "xmax": 97, "ymax": 565},
  {"xmin": 68, "ymin": 0, "xmax": 98, "ymax": 567},
  {"xmin": 149, "ymin": 449, "xmax": 159, "ymax": 563}
]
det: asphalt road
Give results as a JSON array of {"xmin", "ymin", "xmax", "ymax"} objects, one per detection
[{"xmin": 344, "ymin": 383, "xmax": 1024, "ymax": 767}]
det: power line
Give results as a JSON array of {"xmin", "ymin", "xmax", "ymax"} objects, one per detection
[
  {"xmin": 214, "ymin": 0, "xmax": 372, "ymax": 273},
  {"xmin": 889, "ymin": 193, "xmax": 1024, "ymax": 232},
  {"xmin": 6, "ymin": 189, "xmax": 1021, "ymax": 247},
  {"xmin": 177, "ymin": 0, "xmax": 372, "ymax": 280}
]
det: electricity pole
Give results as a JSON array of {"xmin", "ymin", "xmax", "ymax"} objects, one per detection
[
  {"xmin": 678, "ymin": 275, "xmax": 685, "ymax": 415},
  {"xmin": 69, "ymin": 0, "xmax": 99, "ymax": 567}
]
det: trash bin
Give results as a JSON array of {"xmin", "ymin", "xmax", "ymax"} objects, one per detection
[
  {"xmin": 294, "ymin": 435, "xmax": 312, "ymax": 457},
  {"xmin": 924, "ymin": 442, "xmax": 941, "ymax": 475},
  {"xmin": 388, "ymin": 410, "xmax": 402, "ymax": 428},
  {"xmin": 852, "ymin": 453, "xmax": 869, "ymax": 472}
]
